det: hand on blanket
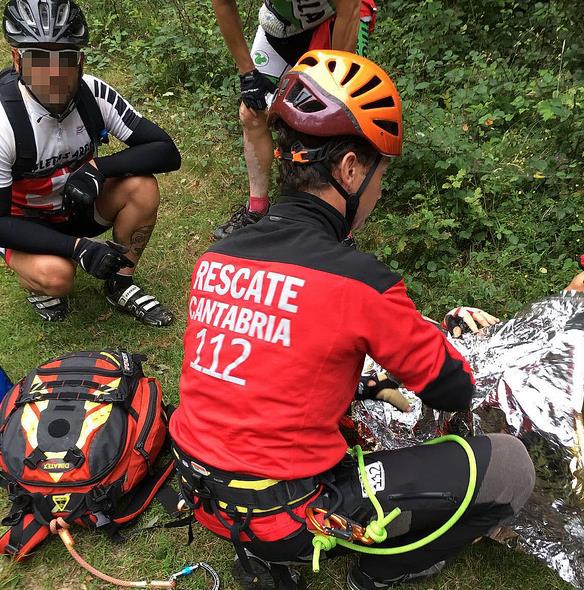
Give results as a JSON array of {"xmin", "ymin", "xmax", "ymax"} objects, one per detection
[{"xmin": 443, "ymin": 306, "xmax": 500, "ymax": 337}]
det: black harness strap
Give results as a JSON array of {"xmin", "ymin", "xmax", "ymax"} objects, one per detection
[
  {"xmin": 76, "ymin": 79, "xmax": 108, "ymax": 149},
  {"xmin": 173, "ymin": 444, "xmax": 321, "ymax": 514},
  {"xmin": 0, "ymin": 69, "xmax": 37, "ymax": 181}
]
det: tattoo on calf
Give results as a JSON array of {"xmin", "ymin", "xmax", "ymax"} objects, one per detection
[{"xmin": 129, "ymin": 224, "xmax": 154, "ymax": 256}]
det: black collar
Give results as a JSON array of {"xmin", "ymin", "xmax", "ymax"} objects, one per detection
[{"xmin": 269, "ymin": 191, "xmax": 350, "ymax": 242}]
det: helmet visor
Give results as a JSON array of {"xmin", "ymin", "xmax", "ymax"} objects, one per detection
[{"xmin": 18, "ymin": 48, "xmax": 81, "ymax": 114}]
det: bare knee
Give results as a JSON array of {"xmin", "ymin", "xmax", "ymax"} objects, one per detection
[
  {"xmin": 239, "ymin": 102, "xmax": 268, "ymax": 131},
  {"xmin": 125, "ymin": 175, "xmax": 160, "ymax": 213},
  {"xmin": 27, "ymin": 257, "xmax": 75, "ymax": 296}
]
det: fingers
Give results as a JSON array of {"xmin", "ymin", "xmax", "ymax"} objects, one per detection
[
  {"xmin": 105, "ymin": 240, "xmax": 130, "ymax": 254},
  {"xmin": 370, "ymin": 371, "xmax": 411, "ymax": 412},
  {"xmin": 477, "ymin": 310, "xmax": 500, "ymax": 326},
  {"xmin": 462, "ymin": 312, "xmax": 480, "ymax": 333},
  {"xmin": 565, "ymin": 271, "xmax": 584, "ymax": 292},
  {"xmin": 463, "ymin": 310, "xmax": 500, "ymax": 332},
  {"xmin": 375, "ymin": 388, "xmax": 412, "ymax": 412},
  {"xmin": 104, "ymin": 241, "xmax": 135, "ymax": 271}
]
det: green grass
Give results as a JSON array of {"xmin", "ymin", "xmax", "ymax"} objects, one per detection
[{"xmin": 0, "ymin": 66, "xmax": 577, "ymax": 590}]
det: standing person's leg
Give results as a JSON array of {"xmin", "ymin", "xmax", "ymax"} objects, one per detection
[
  {"xmin": 213, "ymin": 27, "xmax": 312, "ymax": 240},
  {"xmin": 240, "ymin": 103, "xmax": 272, "ymax": 216},
  {"xmin": 332, "ymin": 434, "xmax": 534, "ymax": 589}
]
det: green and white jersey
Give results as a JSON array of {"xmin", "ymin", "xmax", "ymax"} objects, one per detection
[{"xmin": 259, "ymin": 0, "xmax": 335, "ymax": 38}]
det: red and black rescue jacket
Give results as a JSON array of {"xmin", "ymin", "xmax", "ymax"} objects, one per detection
[{"xmin": 170, "ymin": 191, "xmax": 474, "ymax": 538}]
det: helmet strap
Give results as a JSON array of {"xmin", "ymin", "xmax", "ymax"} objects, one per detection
[{"xmin": 315, "ymin": 153, "xmax": 382, "ymax": 227}]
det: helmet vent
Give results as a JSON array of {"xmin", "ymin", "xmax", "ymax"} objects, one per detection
[
  {"xmin": 56, "ymin": 3, "xmax": 70, "ymax": 27},
  {"xmin": 17, "ymin": 0, "xmax": 36, "ymax": 26},
  {"xmin": 362, "ymin": 96, "xmax": 395, "ymax": 110},
  {"xmin": 299, "ymin": 56, "xmax": 318, "ymax": 67},
  {"xmin": 71, "ymin": 21, "xmax": 85, "ymax": 37},
  {"xmin": 5, "ymin": 21, "xmax": 19, "ymax": 34},
  {"xmin": 341, "ymin": 63, "xmax": 361, "ymax": 86},
  {"xmin": 39, "ymin": 3, "xmax": 49, "ymax": 31},
  {"xmin": 374, "ymin": 120, "xmax": 400, "ymax": 136},
  {"xmin": 327, "ymin": 60, "xmax": 336, "ymax": 73},
  {"xmin": 299, "ymin": 99, "xmax": 325, "ymax": 113},
  {"xmin": 288, "ymin": 82, "xmax": 325, "ymax": 113},
  {"xmin": 287, "ymin": 81, "xmax": 307, "ymax": 103},
  {"xmin": 351, "ymin": 76, "xmax": 381, "ymax": 98}
]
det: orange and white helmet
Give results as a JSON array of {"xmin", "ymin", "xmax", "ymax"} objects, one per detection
[{"xmin": 268, "ymin": 50, "xmax": 402, "ymax": 157}]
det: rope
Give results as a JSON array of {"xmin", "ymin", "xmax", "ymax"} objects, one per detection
[
  {"xmin": 310, "ymin": 435, "xmax": 477, "ymax": 570},
  {"xmin": 50, "ymin": 518, "xmax": 174, "ymax": 588}
]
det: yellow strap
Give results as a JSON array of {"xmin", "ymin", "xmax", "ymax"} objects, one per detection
[{"xmin": 227, "ymin": 478, "xmax": 280, "ymax": 491}]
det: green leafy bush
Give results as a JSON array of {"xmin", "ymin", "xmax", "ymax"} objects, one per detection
[{"xmin": 81, "ymin": 0, "xmax": 584, "ymax": 316}]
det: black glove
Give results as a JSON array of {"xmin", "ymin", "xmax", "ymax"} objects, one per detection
[
  {"xmin": 239, "ymin": 68, "xmax": 275, "ymax": 111},
  {"xmin": 72, "ymin": 238, "xmax": 134, "ymax": 280},
  {"xmin": 356, "ymin": 372, "xmax": 401, "ymax": 400},
  {"xmin": 63, "ymin": 163, "xmax": 106, "ymax": 214}
]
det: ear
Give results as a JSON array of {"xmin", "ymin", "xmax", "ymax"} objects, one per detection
[
  {"xmin": 334, "ymin": 151, "xmax": 359, "ymax": 191},
  {"xmin": 11, "ymin": 48, "xmax": 21, "ymax": 73}
]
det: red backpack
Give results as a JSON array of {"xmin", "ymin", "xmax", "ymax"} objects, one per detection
[{"xmin": 0, "ymin": 350, "xmax": 175, "ymax": 559}]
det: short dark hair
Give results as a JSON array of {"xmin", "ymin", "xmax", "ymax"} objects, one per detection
[{"xmin": 273, "ymin": 120, "xmax": 379, "ymax": 193}]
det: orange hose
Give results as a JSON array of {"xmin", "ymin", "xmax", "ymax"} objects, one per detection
[{"xmin": 50, "ymin": 518, "xmax": 175, "ymax": 589}]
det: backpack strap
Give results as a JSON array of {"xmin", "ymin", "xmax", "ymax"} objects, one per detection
[
  {"xmin": 0, "ymin": 513, "xmax": 50, "ymax": 560},
  {"xmin": 76, "ymin": 79, "xmax": 109, "ymax": 150},
  {"xmin": 112, "ymin": 459, "xmax": 177, "ymax": 527},
  {"xmin": 0, "ymin": 69, "xmax": 37, "ymax": 181}
]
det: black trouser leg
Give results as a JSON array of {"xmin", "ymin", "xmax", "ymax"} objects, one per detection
[
  {"xmin": 333, "ymin": 434, "xmax": 534, "ymax": 581},
  {"xmin": 239, "ymin": 434, "xmax": 534, "ymax": 584}
]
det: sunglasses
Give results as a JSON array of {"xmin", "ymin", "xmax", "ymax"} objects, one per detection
[{"xmin": 18, "ymin": 48, "xmax": 82, "ymax": 69}]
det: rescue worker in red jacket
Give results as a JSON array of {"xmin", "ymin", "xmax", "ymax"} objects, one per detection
[{"xmin": 170, "ymin": 51, "xmax": 535, "ymax": 590}]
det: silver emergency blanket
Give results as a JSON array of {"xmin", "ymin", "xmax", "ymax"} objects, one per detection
[{"xmin": 354, "ymin": 292, "xmax": 584, "ymax": 587}]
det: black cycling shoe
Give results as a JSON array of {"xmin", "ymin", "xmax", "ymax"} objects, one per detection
[
  {"xmin": 26, "ymin": 293, "xmax": 68, "ymax": 322},
  {"xmin": 232, "ymin": 556, "xmax": 306, "ymax": 590},
  {"xmin": 346, "ymin": 560, "xmax": 446, "ymax": 589},
  {"xmin": 105, "ymin": 282, "xmax": 174, "ymax": 327},
  {"xmin": 213, "ymin": 204, "xmax": 264, "ymax": 241},
  {"xmin": 341, "ymin": 234, "xmax": 358, "ymax": 249}
]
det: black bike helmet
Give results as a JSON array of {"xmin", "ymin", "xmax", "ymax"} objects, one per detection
[{"xmin": 3, "ymin": 0, "xmax": 88, "ymax": 48}]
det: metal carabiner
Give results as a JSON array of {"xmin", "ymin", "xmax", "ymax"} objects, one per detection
[
  {"xmin": 305, "ymin": 507, "xmax": 374, "ymax": 545},
  {"xmin": 169, "ymin": 562, "xmax": 221, "ymax": 589}
]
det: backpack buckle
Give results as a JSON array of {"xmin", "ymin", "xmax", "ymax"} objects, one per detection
[
  {"xmin": 23, "ymin": 447, "xmax": 46, "ymax": 469},
  {"xmin": 93, "ymin": 511, "xmax": 112, "ymax": 528},
  {"xmin": 63, "ymin": 447, "xmax": 85, "ymax": 468}
]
